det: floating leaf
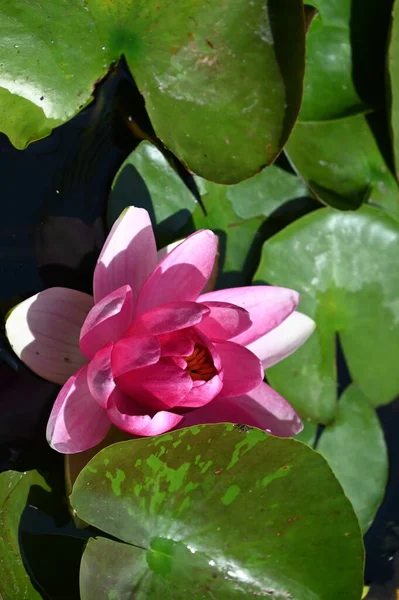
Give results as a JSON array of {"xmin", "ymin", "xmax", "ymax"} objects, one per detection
[
  {"xmin": 107, "ymin": 141, "xmax": 197, "ymax": 246},
  {"xmin": 388, "ymin": 0, "xmax": 399, "ymax": 180},
  {"xmin": 317, "ymin": 384, "xmax": 388, "ymax": 533},
  {"xmin": 286, "ymin": 113, "xmax": 399, "ymax": 217},
  {"xmin": 0, "ymin": 0, "xmax": 305, "ymax": 182},
  {"xmin": 0, "ymin": 470, "xmax": 85, "ymax": 599},
  {"xmin": 300, "ymin": 0, "xmax": 391, "ymax": 120},
  {"xmin": 256, "ymin": 206, "xmax": 399, "ymax": 422},
  {"xmin": 0, "ymin": 471, "xmax": 43, "ymax": 599},
  {"xmin": 72, "ymin": 424, "xmax": 363, "ymax": 600}
]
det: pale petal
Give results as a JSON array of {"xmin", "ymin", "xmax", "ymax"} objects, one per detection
[
  {"xmin": 248, "ymin": 311, "xmax": 316, "ymax": 369},
  {"xmin": 87, "ymin": 344, "xmax": 115, "ymax": 409},
  {"xmin": 198, "ymin": 286, "xmax": 299, "ymax": 346},
  {"xmin": 80, "ymin": 285, "xmax": 133, "ymax": 359},
  {"xmin": 215, "ymin": 341, "xmax": 263, "ymax": 398},
  {"xmin": 135, "ymin": 230, "xmax": 218, "ymax": 315},
  {"xmin": 6, "ymin": 287, "xmax": 92, "ymax": 385},
  {"xmin": 46, "ymin": 366, "xmax": 111, "ymax": 454},
  {"xmin": 177, "ymin": 381, "xmax": 303, "ymax": 437},
  {"xmin": 196, "ymin": 301, "xmax": 252, "ymax": 340},
  {"xmin": 107, "ymin": 389, "xmax": 183, "ymax": 436},
  {"xmin": 93, "ymin": 206, "xmax": 157, "ymax": 304}
]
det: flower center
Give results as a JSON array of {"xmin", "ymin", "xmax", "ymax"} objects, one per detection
[{"xmin": 185, "ymin": 344, "xmax": 217, "ymax": 382}]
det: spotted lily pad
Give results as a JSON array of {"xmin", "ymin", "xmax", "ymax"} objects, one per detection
[{"xmin": 71, "ymin": 424, "xmax": 363, "ymax": 600}]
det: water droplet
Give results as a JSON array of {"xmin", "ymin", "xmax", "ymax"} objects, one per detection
[
  {"xmin": 101, "ymin": 46, "xmax": 106, "ymax": 51},
  {"xmin": 56, "ymin": 189, "xmax": 60, "ymax": 194},
  {"xmin": 14, "ymin": 45, "xmax": 19, "ymax": 48}
]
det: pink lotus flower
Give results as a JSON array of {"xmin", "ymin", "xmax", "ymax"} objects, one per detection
[{"xmin": 5, "ymin": 207, "xmax": 315, "ymax": 454}]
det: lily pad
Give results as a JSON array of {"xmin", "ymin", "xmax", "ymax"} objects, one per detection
[
  {"xmin": 388, "ymin": 0, "xmax": 399, "ymax": 180},
  {"xmin": 107, "ymin": 141, "xmax": 197, "ymax": 247},
  {"xmin": 317, "ymin": 384, "xmax": 388, "ymax": 533},
  {"xmin": 300, "ymin": 0, "xmax": 390, "ymax": 120},
  {"xmin": 0, "ymin": 0, "xmax": 305, "ymax": 183},
  {"xmin": 72, "ymin": 424, "xmax": 363, "ymax": 600},
  {"xmin": 0, "ymin": 469, "xmax": 86, "ymax": 599},
  {"xmin": 255, "ymin": 205, "xmax": 399, "ymax": 422},
  {"xmin": 0, "ymin": 471, "xmax": 43, "ymax": 599},
  {"xmin": 285, "ymin": 113, "xmax": 399, "ymax": 217}
]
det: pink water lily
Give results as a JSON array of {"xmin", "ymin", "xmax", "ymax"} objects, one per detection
[{"xmin": 6, "ymin": 207, "xmax": 315, "ymax": 454}]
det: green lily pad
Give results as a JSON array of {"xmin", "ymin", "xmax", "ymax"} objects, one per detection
[
  {"xmin": 107, "ymin": 141, "xmax": 197, "ymax": 247},
  {"xmin": 317, "ymin": 384, "xmax": 388, "ymax": 533},
  {"xmin": 72, "ymin": 424, "xmax": 363, "ymax": 600},
  {"xmin": 0, "ymin": 471, "xmax": 44, "ymax": 599},
  {"xmin": 255, "ymin": 205, "xmax": 399, "ymax": 423},
  {"xmin": 285, "ymin": 113, "xmax": 399, "ymax": 217},
  {"xmin": 300, "ymin": 0, "xmax": 390, "ymax": 120},
  {"xmin": 0, "ymin": 469, "xmax": 86, "ymax": 599},
  {"xmin": 388, "ymin": 0, "xmax": 399, "ymax": 180},
  {"xmin": 0, "ymin": 0, "xmax": 305, "ymax": 183}
]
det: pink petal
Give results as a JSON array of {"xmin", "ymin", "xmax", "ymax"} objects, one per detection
[
  {"xmin": 128, "ymin": 301, "xmax": 210, "ymax": 337},
  {"xmin": 198, "ymin": 286, "xmax": 299, "ymax": 346},
  {"xmin": 115, "ymin": 358, "xmax": 193, "ymax": 411},
  {"xmin": 5, "ymin": 287, "xmax": 92, "ymax": 385},
  {"xmin": 93, "ymin": 207, "xmax": 157, "ymax": 304},
  {"xmin": 46, "ymin": 366, "xmax": 111, "ymax": 454},
  {"xmin": 107, "ymin": 389, "xmax": 183, "ymax": 436},
  {"xmin": 177, "ymin": 381, "xmax": 303, "ymax": 437},
  {"xmin": 158, "ymin": 238, "xmax": 219, "ymax": 294},
  {"xmin": 87, "ymin": 344, "xmax": 115, "ymax": 409},
  {"xmin": 135, "ymin": 230, "xmax": 218, "ymax": 316},
  {"xmin": 111, "ymin": 336, "xmax": 161, "ymax": 378},
  {"xmin": 248, "ymin": 311, "xmax": 316, "ymax": 369},
  {"xmin": 80, "ymin": 285, "xmax": 133, "ymax": 360},
  {"xmin": 214, "ymin": 341, "xmax": 263, "ymax": 398},
  {"xmin": 196, "ymin": 301, "xmax": 252, "ymax": 340},
  {"xmin": 178, "ymin": 373, "xmax": 223, "ymax": 408},
  {"xmin": 159, "ymin": 332, "xmax": 195, "ymax": 357}
]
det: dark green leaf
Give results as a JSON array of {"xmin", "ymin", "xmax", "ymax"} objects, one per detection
[
  {"xmin": 255, "ymin": 206, "xmax": 399, "ymax": 422},
  {"xmin": 300, "ymin": 0, "xmax": 391, "ymax": 120},
  {"xmin": 72, "ymin": 424, "xmax": 363, "ymax": 600},
  {"xmin": 107, "ymin": 141, "xmax": 197, "ymax": 247},
  {"xmin": 388, "ymin": 0, "xmax": 399, "ymax": 180},
  {"xmin": 0, "ymin": 0, "xmax": 305, "ymax": 182},
  {"xmin": 286, "ymin": 113, "xmax": 399, "ymax": 217},
  {"xmin": 0, "ymin": 471, "xmax": 43, "ymax": 599},
  {"xmin": 317, "ymin": 384, "xmax": 388, "ymax": 533}
]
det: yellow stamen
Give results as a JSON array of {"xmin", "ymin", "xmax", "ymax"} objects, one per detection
[{"xmin": 185, "ymin": 344, "xmax": 217, "ymax": 382}]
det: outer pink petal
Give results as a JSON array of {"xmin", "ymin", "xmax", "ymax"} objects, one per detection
[
  {"xmin": 114, "ymin": 358, "xmax": 192, "ymax": 411},
  {"xmin": 214, "ymin": 341, "xmax": 263, "ymax": 398},
  {"xmin": 6, "ymin": 287, "xmax": 92, "ymax": 385},
  {"xmin": 87, "ymin": 344, "xmax": 115, "ymax": 409},
  {"xmin": 93, "ymin": 207, "xmax": 157, "ymax": 304},
  {"xmin": 46, "ymin": 365, "xmax": 111, "ymax": 454},
  {"xmin": 135, "ymin": 230, "xmax": 218, "ymax": 315},
  {"xmin": 107, "ymin": 389, "xmax": 183, "ymax": 436},
  {"xmin": 198, "ymin": 286, "xmax": 299, "ymax": 346},
  {"xmin": 177, "ymin": 381, "xmax": 303, "ymax": 437},
  {"xmin": 80, "ymin": 285, "xmax": 133, "ymax": 359},
  {"xmin": 248, "ymin": 311, "xmax": 316, "ymax": 369},
  {"xmin": 127, "ymin": 302, "xmax": 209, "ymax": 337},
  {"xmin": 111, "ymin": 335, "xmax": 161, "ymax": 378},
  {"xmin": 196, "ymin": 301, "xmax": 252, "ymax": 340}
]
